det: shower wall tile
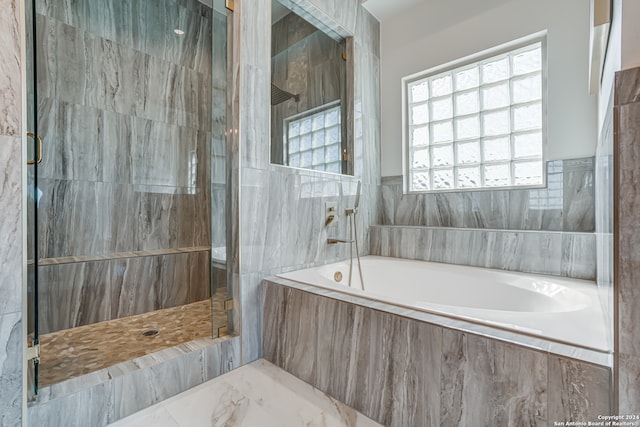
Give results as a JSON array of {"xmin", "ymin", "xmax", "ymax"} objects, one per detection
[
  {"xmin": 615, "ymin": 68, "xmax": 640, "ymax": 413},
  {"xmin": 264, "ymin": 282, "xmax": 612, "ymax": 426},
  {"xmin": 36, "ymin": 0, "xmax": 213, "ymax": 76},
  {"xmin": 0, "ymin": 313, "xmax": 22, "ymax": 427},
  {"xmin": 37, "ymin": 179, "xmax": 210, "ymax": 259},
  {"xmin": 38, "ymin": 251, "xmax": 211, "ymax": 334},
  {"xmin": 369, "ymin": 225, "xmax": 596, "ymax": 280},
  {"xmin": 380, "ymin": 158, "xmax": 595, "ymax": 232},
  {"xmin": 234, "ymin": 0, "xmax": 380, "ymax": 364},
  {"xmin": 37, "ymin": 17, "xmax": 212, "ymax": 132},
  {"xmin": 547, "ymin": 356, "xmax": 611, "ymax": 422},
  {"xmin": 440, "ymin": 329, "xmax": 547, "ymax": 426}
]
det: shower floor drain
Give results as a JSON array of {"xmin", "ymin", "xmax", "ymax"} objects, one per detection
[{"xmin": 142, "ymin": 329, "xmax": 159, "ymax": 337}]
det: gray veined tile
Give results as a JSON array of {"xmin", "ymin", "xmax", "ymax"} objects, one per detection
[
  {"xmin": 547, "ymin": 356, "xmax": 611, "ymax": 422},
  {"xmin": 440, "ymin": 330, "xmax": 547, "ymax": 427},
  {"xmin": 0, "ymin": 313, "xmax": 22, "ymax": 427},
  {"xmin": 0, "ymin": 136, "xmax": 23, "ymax": 315},
  {"xmin": 28, "ymin": 380, "xmax": 113, "ymax": 427},
  {"xmin": 0, "ymin": 0, "xmax": 21, "ymax": 137},
  {"xmin": 110, "ymin": 348, "xmax": 205, "ymax": 421}
]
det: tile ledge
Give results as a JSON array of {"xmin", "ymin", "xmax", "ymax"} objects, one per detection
[{"xmin": 30, "ymin": 335, "xmax": 238, "ymax": 405}]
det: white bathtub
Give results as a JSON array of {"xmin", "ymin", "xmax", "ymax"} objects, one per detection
[{"xmin": 277, "ymin": 256, "xmax": 609, "ymax": 352}]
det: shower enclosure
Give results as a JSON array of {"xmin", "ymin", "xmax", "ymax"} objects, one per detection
[{"xmin": 25, "ymin": 0, "xmax": 232, "ymax": 397}]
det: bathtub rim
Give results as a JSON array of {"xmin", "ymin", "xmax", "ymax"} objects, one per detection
[{"xmin": 263, "ymin": 275, "xmax": 613, "ymax": 368}]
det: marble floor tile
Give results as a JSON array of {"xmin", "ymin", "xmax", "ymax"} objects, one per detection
[{"xmin": 108, "ymin": 359, "xmax": 382, "ymax": 427}]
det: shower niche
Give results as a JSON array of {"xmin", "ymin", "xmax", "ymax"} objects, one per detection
[{"xmin": 270, "ymin": 0, "xmax": 354, "ymax": 175}]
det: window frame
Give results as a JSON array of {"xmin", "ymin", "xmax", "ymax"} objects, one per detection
[{"xmin": 402, "ymin": 33, "xmax": 548, "ymax": 194}]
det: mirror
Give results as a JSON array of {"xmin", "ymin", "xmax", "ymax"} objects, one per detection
[{"xmin": 270, "ymin": 0, "xmax": 352, "ymax": 175}]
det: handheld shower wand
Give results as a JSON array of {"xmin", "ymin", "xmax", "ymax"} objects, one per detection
[{"xmin": 346, "ymin": 181, "xmax": 365, "ymax": 290}]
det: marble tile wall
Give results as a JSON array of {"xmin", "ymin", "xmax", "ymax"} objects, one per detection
[
  {"xmin": 263, "ymin": 282, "xmax": 613, "ymax": 426},
  {"xmin": 233, "ymin": 0, "xmax": 380, "ymax": 363},
  {"xmin": 27, "ymin": 336, "xmax": 240, "ymax": 427},
  {"xmin": 38, "ymin": 250, "xmax": 211, "ymax": 334},
  {"xmin": 381, "ymin": 158, "xmax": 595, "ymax": 232},
  {"xmin": 370, "ymin": 225, "xmax": 597, "ymax": 280},
  {"xmin": 614, "ymin": 67, "xmax": 640, "ymax": 413},
  {"xmin": 35, "ymin": 0, "xmax": 213, "ymax": 260},
  {"xmin": 0, "ymin": 0, "xmax": 24, "ymax": 423}
]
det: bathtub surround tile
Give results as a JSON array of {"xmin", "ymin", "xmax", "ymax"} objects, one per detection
[
  {"xmin": 562, "ymin": 158, "xmax": 596, "ymax": 232},
  {"xmin": 547, "ymin": 356, "xmax": 611, "ymax": 422},
  {"xmin": 561, "ymin": 232, "xmax": 597, "ymax": 279},
  {"xmin": 29, "ymin": 336, "xmax": 240, "ymax": 426},
  {"xmin": 380, "ymin": 157, "xmax": 595, "ymax": 233},
  {"xmin": 369, "ymin": 225, "xmax": 596, "ymax": 280},
  {"xmin": 264, "ymin": 281, "xmax": 614, "ymax": 426},
  {"xmin": 263, "ymin": 283, "xmax": 441, "ymax": 427},
  {"xmin": 440, "ymin": 330, "xmax": 547, "ymax": 427}
]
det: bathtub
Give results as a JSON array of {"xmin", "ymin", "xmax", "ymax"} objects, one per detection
[{"xmin": 277, "ymin": 256, "xmax": 609, "ymax": 352}]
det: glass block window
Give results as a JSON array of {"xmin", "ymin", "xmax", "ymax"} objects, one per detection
[
  {"xmin": 405, "ymin": 41, "xmax": 545, "ymax": 192},
  {"xmin": 285, "ymin": 102, "xmax": 342, "ymax": 174}
]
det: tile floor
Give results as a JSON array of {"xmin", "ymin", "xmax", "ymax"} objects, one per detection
[
  {"xmin": 108, "ymin": 359, "xmax": 382, "ymax": 427},
  {"xmin": 39, "ymin": 290, "xmax": 228, "ymax": 386}
]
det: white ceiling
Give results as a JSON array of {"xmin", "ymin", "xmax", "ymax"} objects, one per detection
[{"xmin": 362, "ymin": 0, "xmax": 427, "ymax": 22}]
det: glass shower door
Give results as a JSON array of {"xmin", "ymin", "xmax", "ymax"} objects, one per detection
[{"xmin": 25, "ymin": 0, "xmax": 40, "ymax": 399}]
